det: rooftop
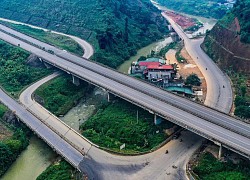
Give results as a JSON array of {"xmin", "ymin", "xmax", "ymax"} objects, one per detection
[
  {"xmin": 138, "ymin": 61, "xmax": 160, "ymax": 67},
  {"xmin": 147, "ymin": 64, "xmax": 174, "ymax": 70}
]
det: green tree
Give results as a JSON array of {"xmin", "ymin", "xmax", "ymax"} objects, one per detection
[
  {"xmin": 235, "ymin": 105, "xmax": 250, "ymax": 119},
  {"xmin": 4, "ymin": 139, "xmax": 22, "ymax": 155},
  {"xmin": 0, "ymin": 143, "xmax": 13, "ymax": 176},
  {"xmin": 235, "ymin": 95, "xmax": 246, "ymax": 107},
  {"xmin": 137, "ymin": 56, "xmax": 147, "ymax": 61},
  {"xmin": 185, "ymin": 73, "xmax": 201, "ymax": 86}
]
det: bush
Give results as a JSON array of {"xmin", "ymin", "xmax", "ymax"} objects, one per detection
[
  {"xmin": 0, "ymin": 40, "xmax": 51, "ymax": 95},
  {"xmin": 0, "ymin": 143, "xmax": 13, "ymax": 176},
  {"xmin": 81, "ymin": 100, "xmax": 173, "ymax": 153},
  {"xmin": 235, "ymin": 106, "xmax": 250, "ymax": 119},
  {"xmin": 185, "ymin": 73, "xmax": 201, "ymax": 86},
  {"xmin": 37, "ymin": 161, "xmax": 74, "ymax": 180},
  {"xmin": 0, "ymin": 124, "xmax": 31, "ymax": 177},
  {"xmin": 193, "ymin": 152, "xmax": 250, "ymax": 179},
  {"xmin": 35, "ymin": 75, "xmax": 90, "ymax": 116},
  {"xmin": 0, "ymin": 104, "xmax": 7, "ymax": 119}
]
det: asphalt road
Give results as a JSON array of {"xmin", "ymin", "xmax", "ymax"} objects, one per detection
[
  {"xmin": 0, "ymin": 20, "xmax": 203, "ymax": 179},
  {"xmin": 0, "ymin": 24, "xmax": 249, "ymax": 158},
  {"xmin": 0, "ymin": 88, "xmax": 84, "ymax": 168},
  {"xmin": 19, "ymin": 72, "xmax": 204, "ymax": 179},
  {"xmin": 162, "ymin": 13, "xmax": 233, "ymax": 113},
  {"xmin": 0, "ymin": 23, "xmax": 246, "ymax": 139}
]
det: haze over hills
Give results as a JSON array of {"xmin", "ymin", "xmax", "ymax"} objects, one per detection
[{"xmin": 0, "ymin": 0, "xmax": 168, "ymax": 68}]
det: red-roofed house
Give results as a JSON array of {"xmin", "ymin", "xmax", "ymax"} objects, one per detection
[
  {"xmin": 131, "ymin": 61, "xmax": 161, "ymax": 74},
  {"xmin": 144, "ymin": 64, "xmax": 175, "ymax": 83}
]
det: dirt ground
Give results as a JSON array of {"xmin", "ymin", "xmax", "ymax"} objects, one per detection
[
  {"xmin": 165, "ymin": 11, "xmax": 196, "ymax": 29},
  {"xmin": 166, "ymin": 48, "xmax": 207, "ymax": 102},
  {"xmin": 0, "ymin": 122, "xmax": 13, "ymax": 141}
]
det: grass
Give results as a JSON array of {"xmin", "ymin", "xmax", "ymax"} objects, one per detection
[
  {"xmin": 193, "ymin": 152, "xmax": 250, "ymax": 180},
  {"xmin": 81, "ymin": 99, "xmax": 174, "ymax": 153},
  {"xmin": 226, "ymin": 70, "xmax": 250, "ymax": 119},
  {"xmin": 0, "ymin": 21, "xmax": 84, "ymax": 56},
  {"xmin": 35, "ymin": 74, "xmax": 90, "ymax": 116},
  {"xmin": 0, "ymin": 104, "xmax": 8, "ymax": 119},
  {"xmin": 156, "ymin": 42, "xmax": 177, "ymax": 58},
  {"xmin": 0, "ymin": 40, "xmax": 52, "ymax": 97},
  {"xmin": 37, "ymin": 160, "xmax": 75, "ymax": 180}
]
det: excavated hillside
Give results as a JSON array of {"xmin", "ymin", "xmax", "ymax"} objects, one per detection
[{"xmin": 201, "ymin": 0, "xmax": 250, "ymax": 74}]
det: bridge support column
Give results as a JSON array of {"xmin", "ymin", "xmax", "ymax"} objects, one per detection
[
  {"xmin": 218, "ymin": 144, "xmax": 223, "ymax": 159},
  {"xmin": 107, "ymin": 92, "xmax": 115, "ymax": 102},
  {"xmin": 72, "ymin": 75, "xmax": 80, "ymax": 86},
  {"xmin": 154, "ymin": 114, "xmax": 162, "ymax": 125},
  {"xmin": 43, "ymin": 62, "xmax": 53, "ymax": 69}
]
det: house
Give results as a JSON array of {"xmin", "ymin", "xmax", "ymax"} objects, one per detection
[
  {"xmin": 131, "ymin": 61, "xmax": 160, "ymax": 74},
  {"xmin": 131, "ymin": 58, "xmax": 167, "ymax": 74},
  {"xmin": 144, "ymin": 64, "xmax": 175, "ymax": 84}
]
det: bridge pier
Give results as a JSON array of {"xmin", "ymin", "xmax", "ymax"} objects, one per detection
[
  {"xmin": 43, "ymin": 62, "xmax": 53, "ymax": 69},
  {"xmin": 154, "ymin": 114, "xmax": 162, "ymax": 125},
  {"xmin": 218, "ymin": 144, "xmax": 223, "ymax": 159},
  {"xmin": 72, "ymin": 75, "xmax": 80, "ymax": 86},
  {"xmin": 107, "ymin": 92, "xmax": 115, "ymax": 102}
]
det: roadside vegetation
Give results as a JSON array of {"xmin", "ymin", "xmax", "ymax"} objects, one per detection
[
  {"xmin": 156, "ymin": 42, "xmax": 177, "ymax": 58},
  {"xmin": 193, "ymin": 152, "xmax": 250, "ymax": 179},
  {"xmin": 0, "ymin": 40, "xmax": 51, "ymax": 97},
  {"xmin": 233, "ymin": 0, "xmax": 250, "ymax": 43},
  {"xmin": 37, "ymin": 160, "xmax": 76, "ymax": 180},
  {"xmin": 0, "ymin": 104, "xmax": 31, "ymax": 177},
  {"xmin": 185, "ymin": 74, "xmax": 201, "ymax": 86},
  {"xmin": 0, "ymin": 0, "xmax": 168, "ymax": 68},
  {"xmin": 0, "ymin": 21, "xmax": 84, "ymax": 56},
  {"xmin": 35, "ymin": 75, "xmax": 91, "ymax": 116},
  {"xmin": 155, "ymin": 0, "xmax": 228, "ymax": 19},
  {"xmin": 0, "ymin": 104, "xmax": 7, "ymax": 118},
  {"xmin": 227, "ymin": 71, "xmax": 250, "ymax": 119},
  {"xmin": 81, "ymin": 99, "xmax": 174, "ymax": 153}
]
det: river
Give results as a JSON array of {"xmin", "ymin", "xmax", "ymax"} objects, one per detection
[
  {"xmin": 2, "ymin": 2, "xmax": 217, "ymax": 179},
  {"xmin": 1, "ymin": 136, "xmax": 57, "ymax": 180},
  {"xmin": 151, "ymin": 0, "xmax": 217, "ymax": 38},
  {"xmin": 118, "ymin": 37, "xmax": 173, "ymax": 73}
]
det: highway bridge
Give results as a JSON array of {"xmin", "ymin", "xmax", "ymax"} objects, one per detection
[{"xmin": 0, "ymin": 23, "xmax": 249, "ymax": 159}]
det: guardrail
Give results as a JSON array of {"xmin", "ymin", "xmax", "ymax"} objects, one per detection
[
  {"xmin": 1, "ymin": 24, "xmax": 249, "ymax": 158},
  {"xmin": 1, "ymin": 24, "xmax": 247, "ymax": 134}
]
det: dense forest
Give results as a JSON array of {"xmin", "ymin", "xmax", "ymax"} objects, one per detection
[
  {"xmin": 232, "ymin": 0, "xmax": 250, "ymax": 43},
  {"xmin": 0, "ymin": 0, "xmax": 168, "ymax": 68},
  {"xmin": 155, "ymin": 0, "xmax": 229, "ymax": 19}
]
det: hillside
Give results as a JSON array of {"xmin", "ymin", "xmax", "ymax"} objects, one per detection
[
  {"xmin": 201, "ymin": 0, "xmax": 250, "ymax": 74},
  {"xmin": 0, "ymin": 0, "xmax": 168, "ymax": 68},
  {"xmin": 202, "ymin": 0, "xmax": 250, "ymax": 119}
]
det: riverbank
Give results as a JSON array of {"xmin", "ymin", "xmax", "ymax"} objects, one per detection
[
  {"xmin": 1, "ymin": 136, "xmax": 57, "ymax": 180},
  {"xmin": 0, "ymin": 108, "xmax": 31, "ymax": 178}
]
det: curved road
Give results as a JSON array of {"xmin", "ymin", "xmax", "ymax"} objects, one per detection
[
  {"xmin": 0, "ymin": 22, "xmax": 249, "ymax": 152},
  {"xmin": 162, "ymin": 13, "xmax": 233, "ymax": 113},
  {"xmin": 0, "ymin": 20, "xmax": 203, "ymax": 179},
  {"xmin": 0, "ymin": 15, "xmax": 249, "ymax": 178},
  {"xmin": 0, "ymin": 24, "xmax": 249, "ymax": 139}
]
